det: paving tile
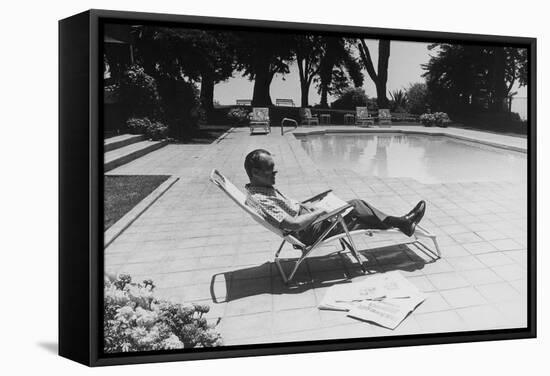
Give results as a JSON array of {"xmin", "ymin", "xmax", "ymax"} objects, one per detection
[
  {"xmin": 218, "ymin": 312, "xmax": 273, "ymax": 341},
  {"xmin": 441, "ymin": 244, "xmax": 470, "ymax": 258},
  {"xmin": 273, "ymin": 289, "xmax": 317, "ymax": 311},
  {"xmin": 426, "ymin": 272, "xmax": 470, "ymax": 290},
  {"xmin": 476, "ymin": 282, "xmax": 521, "ymax": 303},
  {"xmin": 463, "ymin": 241, "xmax": 499, "ymax": 255},
  {"xmin": 272, "ymin": 308, "xmax": 322, "ymax": 334},
  {"xmin": 456, "ymin": 304, "xmax": 510, "ymax": 330},
  {"xmin": 476, "ymin": 252, "xmax": 515, "ymax": 267},
  {"xmin": 406, "ymin": 275, "xmax": 437, "ymax": 292},
  {"xmin": 450, "ymin": 232, "xmax": 483, "ymax": 243},
  {"xmin": 420, "ymin": 259, "xmax": 455, "ymax": 275},
  {"xmin": 491, "ymin": 264, "xmax": 526, "ymax": 281},
  {"xmin": 489, "ymin": 239, "xmax": 524, "ymax": 251},
  {"xmin": 475, "ymin": 230, "xmax": 507, "ymax": 241},
  {"xmin": 440, "ymin": 287, "xmax": 487, "ymax": 308},
  {"xmin": 459, "ymin": 268, "xmax": 503, "ymax": 286},
  {"xmin": 415, "ymin": 310, "xmax": 468, "ymax": 333},
  {"xmin": 225, "ymin": 293, "xmax": 273, "ymax": 317},
  {"xmin": 446, "ymin": 255, "xmax": 485, "ymax": 271},
  {"xmin": 414, "ymin": 292, "xmax": 452, "ymax": 314},
  {"xmin": 493, "ymin": 300, "xmax": 528, "ymax": 328}
]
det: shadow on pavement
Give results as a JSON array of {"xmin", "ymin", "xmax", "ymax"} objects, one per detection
[{"xmin": 210, "ymin": 241, "xmax": 439, "ymax": 303}]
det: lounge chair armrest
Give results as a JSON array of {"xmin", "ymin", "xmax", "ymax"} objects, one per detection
[
  {"xmin": 311, "ymin": 203, "xmax": 353, "ymax": 225},
  {"xmin": 301, "ymin": 189, "xmax": 333, "ymax": 204}
]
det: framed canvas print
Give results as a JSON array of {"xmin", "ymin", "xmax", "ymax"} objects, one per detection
[{"xmin": 59, "ymin": 9, "xmax": 536, "ymax": 366}]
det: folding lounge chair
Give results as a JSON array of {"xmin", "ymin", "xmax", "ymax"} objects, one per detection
[
  {"xmin": 210, "ymin": 169, "xmax": 441, "ymax": 283},
  {"xmin": 356, "ymin": 106, "xmax": 374, "ymax": 127},
  {"xmin": 378, "ymin": 108, "xmax": 392, "ymax": 127},
  {"xmin": 299, "ymin": 108, "xmax": 320, "ymax": 126},
  {"xmin": 249, "ymin": 107, "xmax": 271, "ymax": 134}
]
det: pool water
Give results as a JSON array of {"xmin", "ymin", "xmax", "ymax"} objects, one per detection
[{"xmin": 299, "ymin": 133, "xmax": 527, "ymax": 184}]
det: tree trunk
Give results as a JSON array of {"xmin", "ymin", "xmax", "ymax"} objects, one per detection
[
  {"xmin": 200, "ymin": 72, "xmax": 215, "ymax": 114},
  {"xmin": 300, "ymin": 82, "xmax": 310, "ymax": 107},
  {"xmin": 376, "ymin": 40, "xmax": 390, "ymax": 108},
  {"xmin": 491, "ymin": 47, "xmax": 506, "ymax": 112},
  {"xmin": 357, "ymin": 39, "xmax": 391, "ymax": 108},
  {"xmin": 252, "ymin": 59, "xmax": 273, "ymax": 106}
]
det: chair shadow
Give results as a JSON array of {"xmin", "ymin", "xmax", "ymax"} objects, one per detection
[{"xmin": 210, "ymin": 241, "xmax": 439, "ymax": 303}]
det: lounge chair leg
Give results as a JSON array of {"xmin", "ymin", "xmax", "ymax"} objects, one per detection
[{"xmin": 339, "ymin": 216, "xmax": 368, "ymax": 273}]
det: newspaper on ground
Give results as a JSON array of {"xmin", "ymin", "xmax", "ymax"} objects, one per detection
[{"xmin": 318, "ymin": 271, "xmax": 425, "ymax": 329}]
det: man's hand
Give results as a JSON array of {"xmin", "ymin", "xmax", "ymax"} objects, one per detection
[{"xmin": 280, "ymin": 207, "xmax": 328, "ymax": 232}]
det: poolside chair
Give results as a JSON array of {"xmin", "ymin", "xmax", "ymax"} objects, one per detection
[
  {"xmin": 210, "ymin": 169, "xmax": 441, "ymax": 283},
  {"xmin": 378, "ymin": 109, "xmax": 392, "ymax": 127},
  {"xmin": 249, "ymin": 107, "xmax": 271, "ymax": 134},
  {"xmin": 299, "ymin": 108, "xmax": 319, "ymax": 126},
  {"xmin": 356, "ymin": 107, "xmax": 374, "ymax": 127}
]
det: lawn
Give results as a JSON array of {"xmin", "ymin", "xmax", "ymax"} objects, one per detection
[{"xmin": 104, "ymin": 175, "xmax": 170, "ymax": 230}]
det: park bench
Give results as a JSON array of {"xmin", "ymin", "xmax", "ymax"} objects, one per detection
[{"xmin": 275, "ymin": 98, "xmax": 295, "ymax": 107}]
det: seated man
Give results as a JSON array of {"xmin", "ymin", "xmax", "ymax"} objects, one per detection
[{"xmin": 244, "ymin": 149, "xmax": 426, "ymax": 246}]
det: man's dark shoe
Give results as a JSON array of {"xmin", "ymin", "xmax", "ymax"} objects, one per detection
[{"xmin": 400, "ymin": 200, "xmax": 426, "ymax": 237}]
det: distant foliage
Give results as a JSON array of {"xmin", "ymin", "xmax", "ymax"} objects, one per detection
[
  {"xmin": 104, "ymin": 274, "xmax": 222, "ymax": 353},
  {"xmin": 331, "ymin": 87, "xmax": 369, "ymax": 110},
  {"xmin": 389, "ymin": 89, "xmax": 408, "ymax": 113},
  {"xmin": 126, "ymin": 117, "xmax": 168, "ymax": 140},
  {"xmin": 226, "ymin": 107, "xmax": 251, "ymax": 125},
  {"xmin": 406, "ymin": 83, "xmax": 429, "ymax": 115},
  {"xmin": 420, "ymin": 112, "xmax": 451, "ymax": 127}
]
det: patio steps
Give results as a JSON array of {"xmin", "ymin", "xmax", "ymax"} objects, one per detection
[
  {"xmin": 104, "ymin": 134, "xmax": 146, "ymax": 152},
  {"xmin": 104, "ymin": 134, "xmax": 168, "ymax": 172}
]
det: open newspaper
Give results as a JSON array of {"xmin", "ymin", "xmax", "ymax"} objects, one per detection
[
  {"xmin": 318, "ymin": 271, "xmax": 425, "ymax": 329},
  {"xmin": 311, "ymin": 192, "xmax": 353, "ymax": 222}
]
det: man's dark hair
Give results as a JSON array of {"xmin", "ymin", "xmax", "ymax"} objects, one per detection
[{"xmin": 244, "ymin": 149, "xmax": 271, "ymax": 178}]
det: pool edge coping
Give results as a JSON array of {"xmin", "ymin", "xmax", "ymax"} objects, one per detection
[{"xmin": 291, "ymin": 127, "xmax": 527, "ymax": 153}]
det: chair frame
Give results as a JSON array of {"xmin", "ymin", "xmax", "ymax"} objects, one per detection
[
  {"xmin": 300, "ymin": 108, "xmax": 320, "ymax": 126},
  {"xmin": 210, "ymin": 169, "xmax": 441, "ymax": 283},
  {"xmin": 249, "ymin": 107, "xmax": 271, "ymax": 134},
  {"xmin": 356, "ymin": 106, "xmax": 374, "ymax": 127},
  {"xmin": 378, "ymin": 108, "xmax": 393, "ymax": 126}
]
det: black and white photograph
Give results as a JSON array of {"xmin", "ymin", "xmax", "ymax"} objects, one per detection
[{"xmin": 99, "ymin": 12, "xmax": 532, "ymax": 358}]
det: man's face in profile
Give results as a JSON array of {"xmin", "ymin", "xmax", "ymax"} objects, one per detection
[{"xmin": 252, "ymin": 154, "xmax": 277, "ymax": 187}]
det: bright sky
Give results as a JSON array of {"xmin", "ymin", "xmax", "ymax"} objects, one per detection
[{"xmin": 214, "ymin": 40, "xmax": 527, "ymax": 106}]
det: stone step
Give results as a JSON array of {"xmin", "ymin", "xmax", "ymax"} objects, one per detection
[
  {"xmin": 104, "ymin": 140, "xmax": 168, "ymax": 172},
  {"xmin": 104, "ymin": 134, "xmax": 146, "ymax": 152}
]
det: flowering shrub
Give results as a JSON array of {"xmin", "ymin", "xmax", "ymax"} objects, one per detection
[
  {"xmin": 126, "ymin": 117, "xmax": 168, "ymax": 140},
  {"xmin": 118, "ymin": 65, "xmax": 162, "ymax": 119},
  {"xmin": 104, "ymin": 274, "xmax": 222, "ymax": 353},
  {"xmin": 226, "ymin": 107, "xmax": 250, "ymax": 125},
  {"xmin": 419, "ymin": 112, "xmax": 451, "ymax": 127}
]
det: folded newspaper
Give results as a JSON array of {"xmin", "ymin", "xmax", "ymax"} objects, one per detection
[
  {"xmin": 318, "ymin": 271, "xmax": 425, "ymax": 329},
  {"xmin": 311, "ymin": 192, "xmax": 353, "ymax": 221}
]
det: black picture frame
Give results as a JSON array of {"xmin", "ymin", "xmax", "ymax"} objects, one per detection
[{"xmin": 59, "ymin": 9, "xmax": 537, "ymax": 367}]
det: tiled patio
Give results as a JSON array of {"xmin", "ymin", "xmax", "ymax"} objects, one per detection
[{"xmin": 105, "ymin": 125, "xmax": 527, "ymax": 346}]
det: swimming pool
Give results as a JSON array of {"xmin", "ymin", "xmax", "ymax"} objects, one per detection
[{"xmin": 298, "ymin": 133, "xmax": 527, "ymax": 184}]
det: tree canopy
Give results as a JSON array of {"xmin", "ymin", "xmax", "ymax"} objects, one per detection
[{"xmin": 422, "ymin": 43, "xmax": 527, "ymax": 114}]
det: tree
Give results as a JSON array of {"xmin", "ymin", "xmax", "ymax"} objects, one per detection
[
  {"xmin": 291, "ymin": 35, "xmax": 323, "ymax": 107},
  {"xmin": 422, "ymin": 43, "xmax": 528, "ymax": 114},
  {"xmin": 131, "ymin": 26, "xmax": 235, "ymax": 113},
  {"xmin": 405, "ymin": 83, "xmax": 429, "ymax": 115},
  {"xmin": 317, "ymin": 37, "xmax": 364, "ymax": 108},
  {"xmin": 233, "ymin": 31, "xmax": 294, "ymax": 106},
  {"xmin": 356, "ymin": 39, "xmax": 391, "ymax": 108},
  {"xmin": 331, "ymin": 87, "xmax": 369, "ymax": 110}
]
